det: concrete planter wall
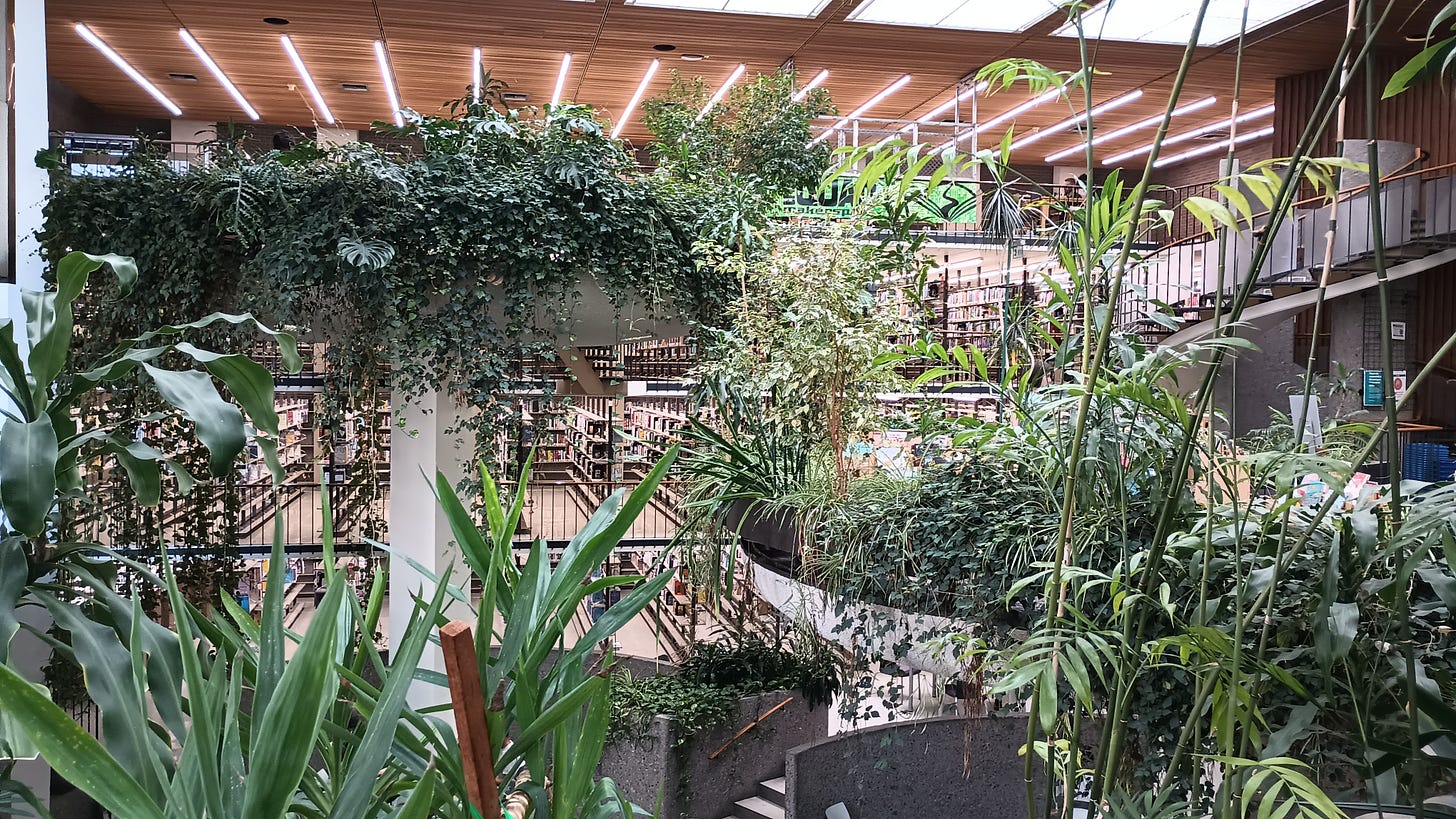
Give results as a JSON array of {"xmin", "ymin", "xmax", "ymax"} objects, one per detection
[
  {"xmin": 785, "ymin": 715, "xmax": 1053, "ymax": 819},
  {"xmin": 599, "ymin": 691, "xmax": 829, "ymax": 819}
]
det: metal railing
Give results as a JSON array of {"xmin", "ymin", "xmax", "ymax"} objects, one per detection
[
  {"xmin": 1119, "ymin": 162, "xmax": 1456, "ymax": 335},
  {"xmin": 72, "ymin": 477, "xmax": 689, "ymax": 555}
]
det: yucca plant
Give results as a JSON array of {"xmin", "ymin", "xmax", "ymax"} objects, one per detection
[
  {"xmin": 384, "ymin": 449, "xmax": 681, "ymax": 819},
  {"xmin": 0, "ymin": 501, "xmax": 454, "ymax": 819}
]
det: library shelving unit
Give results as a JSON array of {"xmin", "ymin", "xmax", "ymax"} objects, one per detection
[
  {"xmin": 621, "ymin": 337, "xmax": 695, "ymax": 380},
  {"xmin": 621, "ymin": 398, "xmax": 690, "ymax": 467},
  {"xmin": 566, "ymin": 401, "xmax": 621, "ymax": 482}
]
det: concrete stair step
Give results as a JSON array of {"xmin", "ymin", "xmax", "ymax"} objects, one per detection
[
  {"xmin": 759, "ymin": 777, "xmax": 786, "ymax": 804},
  {"xmin": 735, "ymin": 795, "xmax": 786, "ymax": 819}
]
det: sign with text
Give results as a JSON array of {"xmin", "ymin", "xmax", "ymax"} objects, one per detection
[{"xmin": 774, "ymin": 176, "xmax": 978, "ymax": 223}]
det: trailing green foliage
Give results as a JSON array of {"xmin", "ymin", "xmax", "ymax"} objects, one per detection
[{"xmin": 608, "ymin": 634, "xmax": 842, "ymax": 743}]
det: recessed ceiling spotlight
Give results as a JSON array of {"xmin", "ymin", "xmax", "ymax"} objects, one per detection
[
  {"xmin": 341, "ymin": 82, "xmax": 370, "ymax": 92},
  {"xmin": 263, "ymin": 17, "xmax": 290, "ymax": 25},
  {"xmin": 168, "ymin": 72, "xmax": 198, "ymax": 82},
  {"xmin": 681, "ymin": 53, "xmax": 706, "ymax": 61},
  {"xmin": 653, "ymin": 43, "xmax": 678, "ymax": 51}
]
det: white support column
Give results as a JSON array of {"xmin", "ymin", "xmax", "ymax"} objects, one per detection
[
  {"xmin": 388, "ymin": 388, "xmax": 469, "ymax": 709},
  {"xmin": 12, "ymin": 0, "xmax": 48, "ymax": 292},
  {"xmin": 5, "ymin": 3, "xmax": 50, "ymax": 805}
]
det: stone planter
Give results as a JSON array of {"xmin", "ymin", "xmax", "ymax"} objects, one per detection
[{"xmin": 599, "ymin": 691, "xmax": 828, "ymax": 819}]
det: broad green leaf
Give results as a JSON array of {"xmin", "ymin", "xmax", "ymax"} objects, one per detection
[
  {"xmin": 0, "ymin": 662, "xmax": 164, "ymax": 819},
  {"xmin": 141, "ymin": 364, "xmax": 246, "ymax": 475},
  {"xmin": 0, "ymin": 414, "xmax": 58, "ymax": 536}
]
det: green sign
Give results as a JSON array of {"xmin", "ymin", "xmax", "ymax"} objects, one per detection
[
  {"xmin": 1363, "ymin": 369, "xmax": 1383, "ymax": 407},
  {"xmin": 774, "ymin": 177, "xmax": 978, "ymax": 223}
]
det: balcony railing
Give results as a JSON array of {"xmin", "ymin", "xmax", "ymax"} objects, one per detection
[
  {"xmin": 71, "ymin": 477, "xmax": 688, "ymax": 556},
  {"xmin": 1119, "ymin": 160, "xmax": 1456, "ymax": 335}
]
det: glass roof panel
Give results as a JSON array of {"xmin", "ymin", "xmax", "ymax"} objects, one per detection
[
  {"xmin": 1060, "ymin": 0, "xmax": 1324, "ymax": 46},
  {"xmin": 846, "ymin": 0, "xmax": 1060, "ymax": 32},
  {"xmin": 623, "ymin": 0, "xmax": 833, "ymax": 17}
]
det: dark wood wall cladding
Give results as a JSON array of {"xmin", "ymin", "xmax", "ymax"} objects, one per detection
[
  {"xmin": 1275, "ymin": 57, "xmax": 1456, "ymax": 167},
  {"xmin": 1413, "ymin": 259, "xmax": 1456, "ymax": 427}
]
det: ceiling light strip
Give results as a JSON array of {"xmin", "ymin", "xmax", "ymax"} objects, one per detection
[
  {"xmin": 611, "ymin": 59, "xmax": 660, "ymax": 140},
  {"xmin": 373, "ymin": 41, "xmax": 404, "ymax": 127},
  {"xmin": 179, "ymin": 28, "xmax": 258, "ymax": 120},
  {"xmin": 1104, "ymin": 104, "xmax": 1274, "ymax": 165},
  {"xmin": 472, "ymin": 47, "xmax": 483, "ymax": 104},
  {"xmin": 280, "ymin": 35, "xmax": 335, "ymax": 125},
  {"xmin": 1044, "ymin": 95, "xmax": 1217, "ymax": 163},
  {"xmin": 1153, "ymin": 125, "xmax": 1275, "ymax": 168},
  {"xmin": 791, "ymin": 69, "xmax": 829, "ymax": 103},
  {"xmin": 697, "ymin": 63, "xmax": 746, "ymax": 121},
  {"xmin": 1008, "ymin": 89, "xmax": 1144, "ymax": 152},
  {"xmin": 76, "ymin": 24, "xmax": 182, "ymax": 116},
  {"xmin": 810, "ymin": 73, "xmax": 912, "ymax": 146},
  {"xmin": 551, "ymin": 53, "xmax": 573, "ymax": 106}
]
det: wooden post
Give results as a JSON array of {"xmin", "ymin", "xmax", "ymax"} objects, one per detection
[{"xmin": 440, "ymin": 620, "xmax": 503, "ymax": 819}]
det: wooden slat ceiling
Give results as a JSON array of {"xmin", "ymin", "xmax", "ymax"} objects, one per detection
[{"xmin": 47, "ymin": 0, "xmax": 1433, "ymax": 167}]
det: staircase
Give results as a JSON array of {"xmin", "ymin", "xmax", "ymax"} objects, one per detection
[{"xmin": 724, "ymin": 776, "xmax": 787, "ymax": 819}]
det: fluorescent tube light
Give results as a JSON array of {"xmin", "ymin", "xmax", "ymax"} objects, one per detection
[
  {"xmin": 612, "ymin": 59, "xmax": 660, "ymax": 139},
  {"xmin": 280, "ymin": 35, "xmax": 335, "ymax": 125},
  {"xmin": 809, "ymin": 73, "xmax": 912, "ymax": 146},
  {"xmin": 1044, "ymin": 95, "xmax": 1216, "ymax": 162},
  {"xmin": 792, "ymin": 69, "xmax": 829, "ymax": 103},
  {"xmin": 1153, "ymin": 125, "xmax": 1275, "ymax": 168},
  {"xmin": 373, "ymin": 41, "xmax": 403, "ymax": 126},
  {"xmin": 77, "ymin": 23, "xmax": 182, "ymax": 117},
  {"xmin": 1008, "ymin": 89, "xmax": 1144, "ymax": 152},
  {"xmin": 1103, "ymin": 103, "xmax": 1274, "ymax": 165},
  {"xmin": 697, "ymin": 63, "xmax": 746, "ymax": 121},
  {"xmin": 551, "ymin": 53, "xmax": 573, "ymax": 106},
  {"xmin": 179, "ymin": 28, "xmax": 258, "ymax": 120},
  {"xmin": 473, "ymin": 47, "xmax": 483, "ymax": 103}
]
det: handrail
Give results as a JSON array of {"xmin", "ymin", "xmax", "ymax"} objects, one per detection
[
  {"xmin": 707, "ymin": 695, "xmax": 796, "ymax": 760},
  {"xmin": 1151, "ymin": 155, "xmax": 1454, "ymax": 255}
]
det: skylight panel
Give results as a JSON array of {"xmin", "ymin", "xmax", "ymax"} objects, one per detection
[
  {"xmin": 1060, "ymin": 0, "xmax": 1323, "ymax": 46},
  {"xmin": 623, "ymin": 0, "xmax": 833, "ymax": 17},
  {"xmin": 846, "ymin": 0, "xmax": 1061, "ymax": 33}
]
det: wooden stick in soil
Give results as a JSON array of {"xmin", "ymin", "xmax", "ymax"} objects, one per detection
[{"xmin": 441, "ymin": 620, "xmax": 503, "ymax": 819}]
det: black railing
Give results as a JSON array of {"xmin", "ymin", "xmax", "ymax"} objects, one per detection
[{"xmin": 74, "ymin": 477, "xmax": 689, "ymax": 555}]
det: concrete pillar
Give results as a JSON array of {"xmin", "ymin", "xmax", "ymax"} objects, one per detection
[
  {"xmin": 3, "ymin": 2, "xmax": 50, "ymax": 804},
  {"xmin": 316, "ymin": 127, "xmax": 359, "ymax": 148},
  {"xmin": 12, "ymin": 0, "xmax": 48, "ymax": 292},
  {"xmin": 169, "ymin": 119, "xmax": 217, "ymax": 144},
  {"xmin": 388, "ymin": 388, "xmax": 469, "ymax": 709},
  {"xmin": 1340, "ymin": 139, "xmax": 1419, "ymax": 188}
]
